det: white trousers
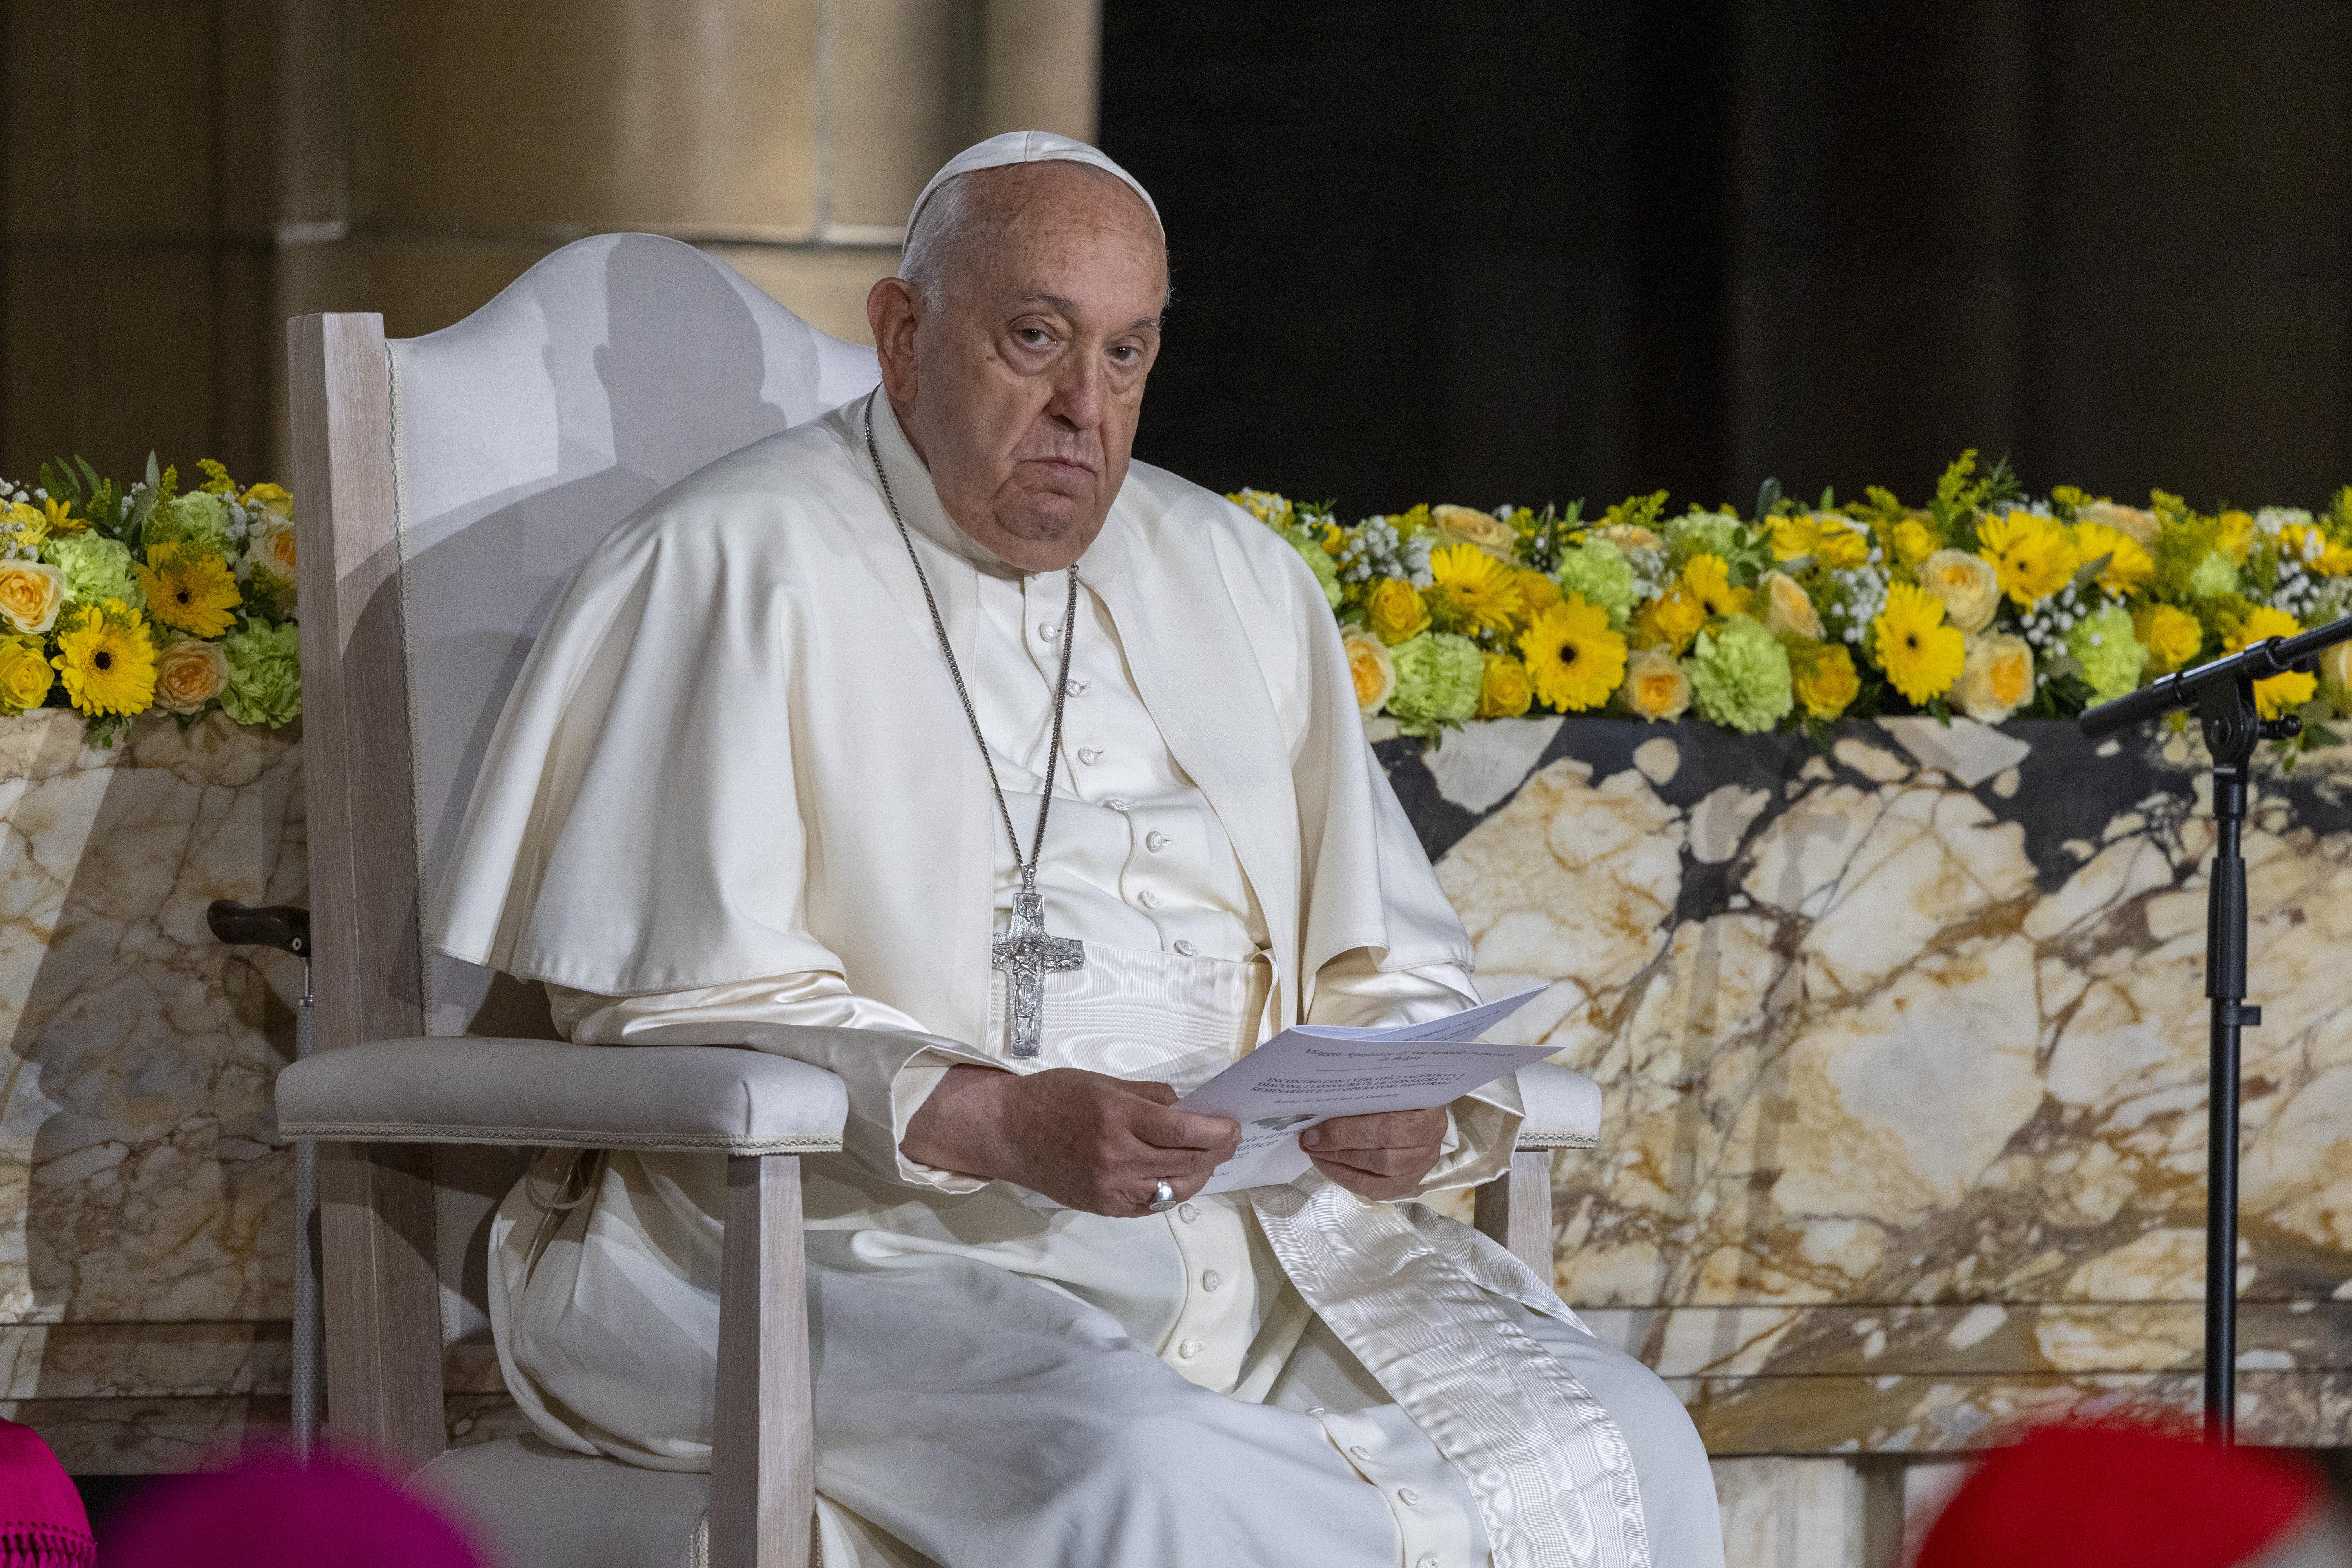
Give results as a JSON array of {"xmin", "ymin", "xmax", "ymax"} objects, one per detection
[{"xmin": 805, "ymin": 1249, "xmax": 1723, "ymax": 1568}]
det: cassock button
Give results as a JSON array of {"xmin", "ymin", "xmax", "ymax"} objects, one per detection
[
  {"xmin": 1306, "ymin": 1406, "xmax": 1328, "ymax": 1417},
  {"xmin": 1105, "ymin": 797, "xmax": 1132, "ymax": 812},
  {"xmin": 1145, "ymin": 830, "xmax": 1170, "ymax": 852},
  {"xmin": 1173, "ymin": 939, "xmax": 1198, "ymax": 956},
  {"xmin": 1077, "ymin": 746, "xmax": 1103, "ymax": 764},
  {"xmin": 1347, "ymin": 1445, "xmax": 1372, "ymax": 1463},
  {"xmin": 1038, "ymin": 620, "xmax": 1060, "ymax": 642},
  {"xmin": 1065, "ymin": 677, "xmax": 1088, "ymax": 696},
  {"xmin": 1200, "ymin": 1269, "xmax": 1223, "ymax": 1292},
  {"xmin": 1178, "ymin": 1338, "xmax": 1204, "ymax": 1359},
  {"xmin": 1398, "ymin": 1488, "xmax": 1422, "ymax": 1507},
  {"xmin": 1138, "ymin": 889, "xmax": 1162, "ymax": 908},
  {"xmin": 1177, "ymin": 1202, "xmax": 1200, "ymax": 1223},
  {"xmin": 1417, "ymin": 1557, "xmax": 1441, "ymax": 1568}
]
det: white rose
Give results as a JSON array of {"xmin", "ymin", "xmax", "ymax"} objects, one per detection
[
  {"xmin": 1342, "ymin": 626, "xmax": 1396, "ymax": 716},
  {"xmin": 1919, "ymin": 549, "xmax": 2002, "ymax": 635},
  {"xmin": 1953, "ymin": 632, "xmax": 2035, "ymax": 724},
  {"xmin": 153, "ymin": 638, "xmax": 229, "ymax": 715},
  {"xmin": 0, "ymin": 560, "xmax": 65, "ymax": 635}
]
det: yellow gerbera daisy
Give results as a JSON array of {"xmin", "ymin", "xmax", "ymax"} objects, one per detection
[
  {"xmin": 134, "ymin": 542, "xmax": 241, "ymax": 638},
  {"xmin": 1871, "ymin": 583, "xmax": 1966, "ymax": 704},
  {"xmin": 41, "ymin": 495, "xmax": 87, "ymax": 535},
  {"xmin": 1518, "ymin": 594, "xmax": 1628, "ymax": 712},
  {"xmin": 50, "ymin": 599, "xmax": 158, "ymax": 716},
  {"xmin": 1682, "ymin": 554, "xmax": 1752, "ymax": 620},
  {"xmin": 1426, "ymin": 543, "xmax": 1523, "ymax": 633},
  {"xmin": 2071, "ymin": 520, "xmax": 2154, "ymax": 596},
  {"xmin": 1975, "ymin": 510, "xmax": 2078, "ymax": 606},
  {"xmin": 2227, "ymin": 606, "xmax": 2317, "ymax": 720}
]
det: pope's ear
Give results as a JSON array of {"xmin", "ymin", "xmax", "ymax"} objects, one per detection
[{"xmin": 867, "ymin": 276, "xmax": 923, "ymax": 401}]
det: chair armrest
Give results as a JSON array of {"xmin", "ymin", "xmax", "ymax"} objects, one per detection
[
  {"xmin": 1514, "ymin": 1062, "xmax": 1601, "ymax": 1150},
  {"xmin": 276, "ymin": 1038, "xmax": 848, "ymax": 1156}
]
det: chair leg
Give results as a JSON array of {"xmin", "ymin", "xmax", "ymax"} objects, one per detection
[
  {"xmin": 1473, "ymin": 1149, "xmax": 1557, "ymax": 1278},
  {"xmin": 319, "ymin": 1142, "xmax": 446, "ymax": 1470},
  {"xmin": 710, "ymin": 1154, "xmax": 815, "ymax": 1568}
]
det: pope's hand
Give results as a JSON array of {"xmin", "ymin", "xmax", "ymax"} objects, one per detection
[
  {"xmin": 901, "ymin": 1065, "xmax": 1241, "ymax": 1216},
  {"xmin": 1301, "ymin": 1108, "xmax": 1449, "ymax": 1201}
]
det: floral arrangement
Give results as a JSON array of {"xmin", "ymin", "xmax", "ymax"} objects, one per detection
[
  {"xmin": 1231, "ymin": 451, "xmax": 2352, "ymax": 755},
  {"xmin": 0, "ymin": 456, "xmax": 299, "ymax": 745}
]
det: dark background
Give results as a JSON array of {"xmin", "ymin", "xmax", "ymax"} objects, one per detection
[{"xmin": 1100, "ymin": 1, "xmax": 2352, "ymax": 519}]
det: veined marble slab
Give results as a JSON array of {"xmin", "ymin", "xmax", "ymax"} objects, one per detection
[{"xmin": 1386, "ymin": 716, "xmax": 2352, "ymax": 1452}]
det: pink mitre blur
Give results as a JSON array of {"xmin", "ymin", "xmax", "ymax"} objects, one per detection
[
  {"xmin": 868, "ymin": 132, "xmax": 1170, "ymax": 575},
  {"xmin": 100, "ymin": 1448, "xmax": 486, "ymax": 1568}
]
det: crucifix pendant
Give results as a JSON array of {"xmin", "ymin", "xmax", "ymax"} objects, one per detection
[{"xmin": 991, "ymin": 886, "xmax": 1084, "ymax": 1058}]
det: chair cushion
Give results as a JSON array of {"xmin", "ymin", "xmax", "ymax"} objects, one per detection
[
  {"xmin": 276, "ymin": 1038, "xmax": 846, "ymax": 1155},
  {"xmin": 1515, "ymin": 1062, "xmax": 1602, "ymax": 1149},
  {"xmin": 413, "ymin": 1437, "xmax": 708, "ymax": 1568}
]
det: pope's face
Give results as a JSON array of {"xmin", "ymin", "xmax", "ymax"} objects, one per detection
[{"xmin": 869, "ymin": 165, "xmax": 1167, "ymax": 572}]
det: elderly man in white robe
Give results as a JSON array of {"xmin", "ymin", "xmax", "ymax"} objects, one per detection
[{"xmin": 430, "ymin": 132, "xmax": 1722, "ymax": 1568}]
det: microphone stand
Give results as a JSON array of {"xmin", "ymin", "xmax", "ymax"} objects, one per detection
[{"xmin": 2079, "ymin": 612, "xmax": 2352, "ymax": 1446}]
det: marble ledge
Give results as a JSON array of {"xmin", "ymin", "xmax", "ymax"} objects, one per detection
[{"xmin": 5, "ymin": 1392, "xmax": 526, "ymax": 1474}]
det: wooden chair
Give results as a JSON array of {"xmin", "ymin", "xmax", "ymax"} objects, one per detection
[{"xmin": 273, "ymin": 233, "xmax": 1601, "ymax": 1568}]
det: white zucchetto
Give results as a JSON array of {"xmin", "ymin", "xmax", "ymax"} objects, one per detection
[{"xmin": 906, "ymin": 130, "xmax": 1161, "ymax": 237}]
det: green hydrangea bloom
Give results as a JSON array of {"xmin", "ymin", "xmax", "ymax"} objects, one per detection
[
  {"xmin": 1665, "ymin": 510, "xmax": 1741, "ymax": 564},
  {"xmin": 1553, "ymin": 539, "xmax": 1637, "ymax": 628},
  {"xmin": 42, "ymin": 532, "xmax": 142, "ymax": 608},
  {"xmin": 143, "ymin": 491, "xmax": 237, "ymax": 560},
  {"xmin": 1687, "ymin": 614, "xmax": 1793, "ymax": 734},
  {"xmin": 2066, "ymin": 604, "xmax": 2145, "ymax": 704},
  {"xmin": 1386, "ymin": 632, "xmax": 1483, "ymax": 735},
  {"xmin": 220, "ymin": 618, "xmax": 302, "ymax": 728},
  {"xmin": 2187, "ymin": 550, "xmax": 2240, "ymax": 601},
  {"xmin": 1281, "ymin": 524, "xmax": 1343, "ymax": 609}
]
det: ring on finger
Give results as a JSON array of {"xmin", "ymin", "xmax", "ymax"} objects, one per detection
[{"xmin": 1148, "ymin": 1178, "xmax": 1178, "ymax": 1213}]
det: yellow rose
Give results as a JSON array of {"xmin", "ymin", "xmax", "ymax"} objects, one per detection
[
  {"xmin": 0, "ymin": 560, "xmax": 66, "ymax": 635},
  {"xmin": 1761, "ymin": 571, "xmax": 1822, "ymax": 640},
  {"xmin": 1810, "ymin": 515, "xmax": 1871, "ymax": 570},
  {"xmin": 1475, "ymin": 653, "xmax": 1534, "ymax": 718},
  {"xmin": 153, "ymin": 637, "xmax": 229, "ymax": 715},
  {"xmin": 2216, "ymin": 509, "xmax": 2255, "ymax": 563},
  {"xmin": 1621, "ymin": 647, "xmax": 1691, "ymax": 721},
  {"xmin": 1918, "ymin": 548, "xmax": 2002, "ymax": 634},
  {"xmin": 1891, "ymin": 516, "xmax": 1938, "ymax": 568},
  {"xmin": 1342, "ymin": 626, "xmax": 1396, "ymax": 716},
  {"xmin": 1790, "ymin": 643, "xmax": 1860, "ymax": 720},
  {"xmin": 2074, "ymin": 499, "xmax": 2160, "ymax": 547},
  {"xmin": 2136, "ymin": 603, "xmax": 2203, "ymax": 671},
  {"xmin": 1365, "ymin": 577, "xmax": 1431, "ymax": 644},
  {"xmin": 1952, "ymin": 633, "xmax": 2035, "ymax": 723},
  {"xmin": 240, "ymin": 481, "xmax": 294, "ymax": 520},
  {"xmin": 1515, "ymin": 569, "xmax": 1563, "ymax": 622},
  {"xmin": 1768, "ymin": 515, "xmax": 1818, "ymax": 562},
  {"xmin": 4, "ymin": 501, "xmax": 49, "ymax": 549},
  {"xmin": 248, "ymin": 514, "xmax": 298, "ymax": 583},
  {"xmin": 0, "ymin": 634, "xmax": 53, "ymax": 713},
  {"xmin": 1633, "ymin": 585, "xmax": 1707, "ymax": 654},
  {"xmin": 1431, "ymin": 504, "xmax": 1520, "ymax": 564}
]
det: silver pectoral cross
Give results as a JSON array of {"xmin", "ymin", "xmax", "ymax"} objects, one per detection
[{"xmin": 992, "ymin": 886, "xmax": 1084, "ymax": 1058}]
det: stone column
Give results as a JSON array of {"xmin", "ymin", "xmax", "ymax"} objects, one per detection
[{"xmin": 270, "ymin": 0, "xmax": 1102, "ymax": 471}]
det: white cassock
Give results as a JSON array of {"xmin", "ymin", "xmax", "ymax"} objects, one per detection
[{"xmin": 428, "ymin": 389, "xmax": 1722, "ymax": 1568}]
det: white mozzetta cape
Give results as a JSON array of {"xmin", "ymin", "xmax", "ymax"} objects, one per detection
[{"xmin": 427, "ymin": 397, "xmax": 1651, "ymax": 1568}]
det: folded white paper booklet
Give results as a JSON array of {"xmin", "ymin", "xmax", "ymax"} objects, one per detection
[{"xmin": 1175, "ymin": 984, "xmax": 1556, "ymax": 1194}]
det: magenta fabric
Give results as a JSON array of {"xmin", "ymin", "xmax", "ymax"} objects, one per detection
[
  {"xmin": 99, "ymin": 1450, "xmax": 486, "ymax": 1568},
  {"xmin": 0, "ymin": 1419, "xmax": 93, "ymax": 1568}
]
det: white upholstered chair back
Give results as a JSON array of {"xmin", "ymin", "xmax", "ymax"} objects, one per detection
[{"xmin": 383, "ymin": 234, "xmax": 878, "ymax": 1340}]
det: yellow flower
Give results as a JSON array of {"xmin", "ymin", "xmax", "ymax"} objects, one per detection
[
  {"xmin": 2216, "ymin": 509, "xmax": 2255, "ymax": 563},
  {"xmin": 1681, "ymin": 554, "xmax": 1751, "ymax": 620},
  {"xmin": 1976, "ymin": 511, "xmax": 2078, "ymax": 606},
  {"xmin": 1475, "ymin": 653, "xmax": 1534, "ymax": 718},
  {"xmin": 0, "ymin": 633, "xmax": 53, "ymax": 714},
  {"xmin": 2071, "ymin": 520, "xmax": 2154, "ymax": 596},
  {"xmin": 1918, "ymin": 549, "xmax": 2001, "ymax": 633},
  {"xmin": 1953, "ymin": 633, "xmax": 2036, "ymax": 724},
  {"xmin": 1760, "ymin": 570, "xmax": 1820, "ymax": 640},
  {"xmin": 1427, "ymin": 543, "xmax": 1524, "ymax": 633},
  {"xmin": 1431, "ymin": 504, "xmax": 1521, "ymax": 564},
  {"xmin": 1768, "ymin": 515, "xmax": 1818, "ymax": 562},
  {"xmin": 153, "ymin": 637, "xmax": 230, "ymax": 715},
  {"xmin": 2323, "ymin": 640, "xmax": 2352, "ymax": 702},
  {"xmin": 0, "ymin": 560, "xmax": 66, "ymax": 635},
  {"xmin": 4, "ymin": 501, "xmax": 49, "ymax": 549},
  {"xmin": 50, "ymin": 599, "xmax": 157, "ymax": 716},
  {"xmin": 1365, "ymin": 577, "xmax": 1432, "ymax": 645},
  {"xmin": 1622, "ymin": 647, "xmax": 1691, "ymax": 721},
  {"xmin": 2317, "ymin": 544, "xmax": 2352, "ymax": 578},
  {"xmin": 2074, "ymin": 499, "xmax": 2160, "ymax": 547},
  {"xmin": 1633, "ymin": 585, "xmax": 1707, "ymax": 654},
  {"xmin": 1518, "ymin": 595, "xmax": 1628, "ymax": 712},
  {"xmin": 1593, "ymin": 523, "xmax": 1665, "ymax": 554},
  {"xmin": 1226, "ymin": 488, "xmax": 1295, "ymax": 530},
  {"xmin": 2136, "ymin": 604, "xmax": 2203, "ymax": 671},
  {"xmin": 133, "ymin": 543, "xmax": 241, "ymax": 638},
  {"xmin": 2227, "ymin": 607, "xmax": 2316, "ymax": 720},
  {"xmin": 1871, "ymin": 582, "xmax": 1966, "ymax": 704},
  {"xmin": 1891, "ymin": 516, "xmax": 1939, "ymax": 569},
  {"xmin": 1342, "ymin": 627, "xmax": 1395, "ymax": 715},
  {"xmin": 240, "ymin": 481, "xmax": 294, "ymax": 520},
  {"xmin": 1789, "ymin": 643, "xmax": 1859, "ymax": 720},
  {"xmin": 1514, "ymin": 569, "xmax": 1563, "ymax": 623},
  {"xmin": 2280, "ymin": 522, "xmax": 2352, "ymax": 579},
  {"xmin": 1809, "ymin": 516, "xmax": 1871, "ymax": 570},
  {"xmin": 40, "ymin": 496, "xmax": 85, "ymax": 536},
  {"xmin": 247, "ymin": 514, "xmax": 298, "ymax": 585}
]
